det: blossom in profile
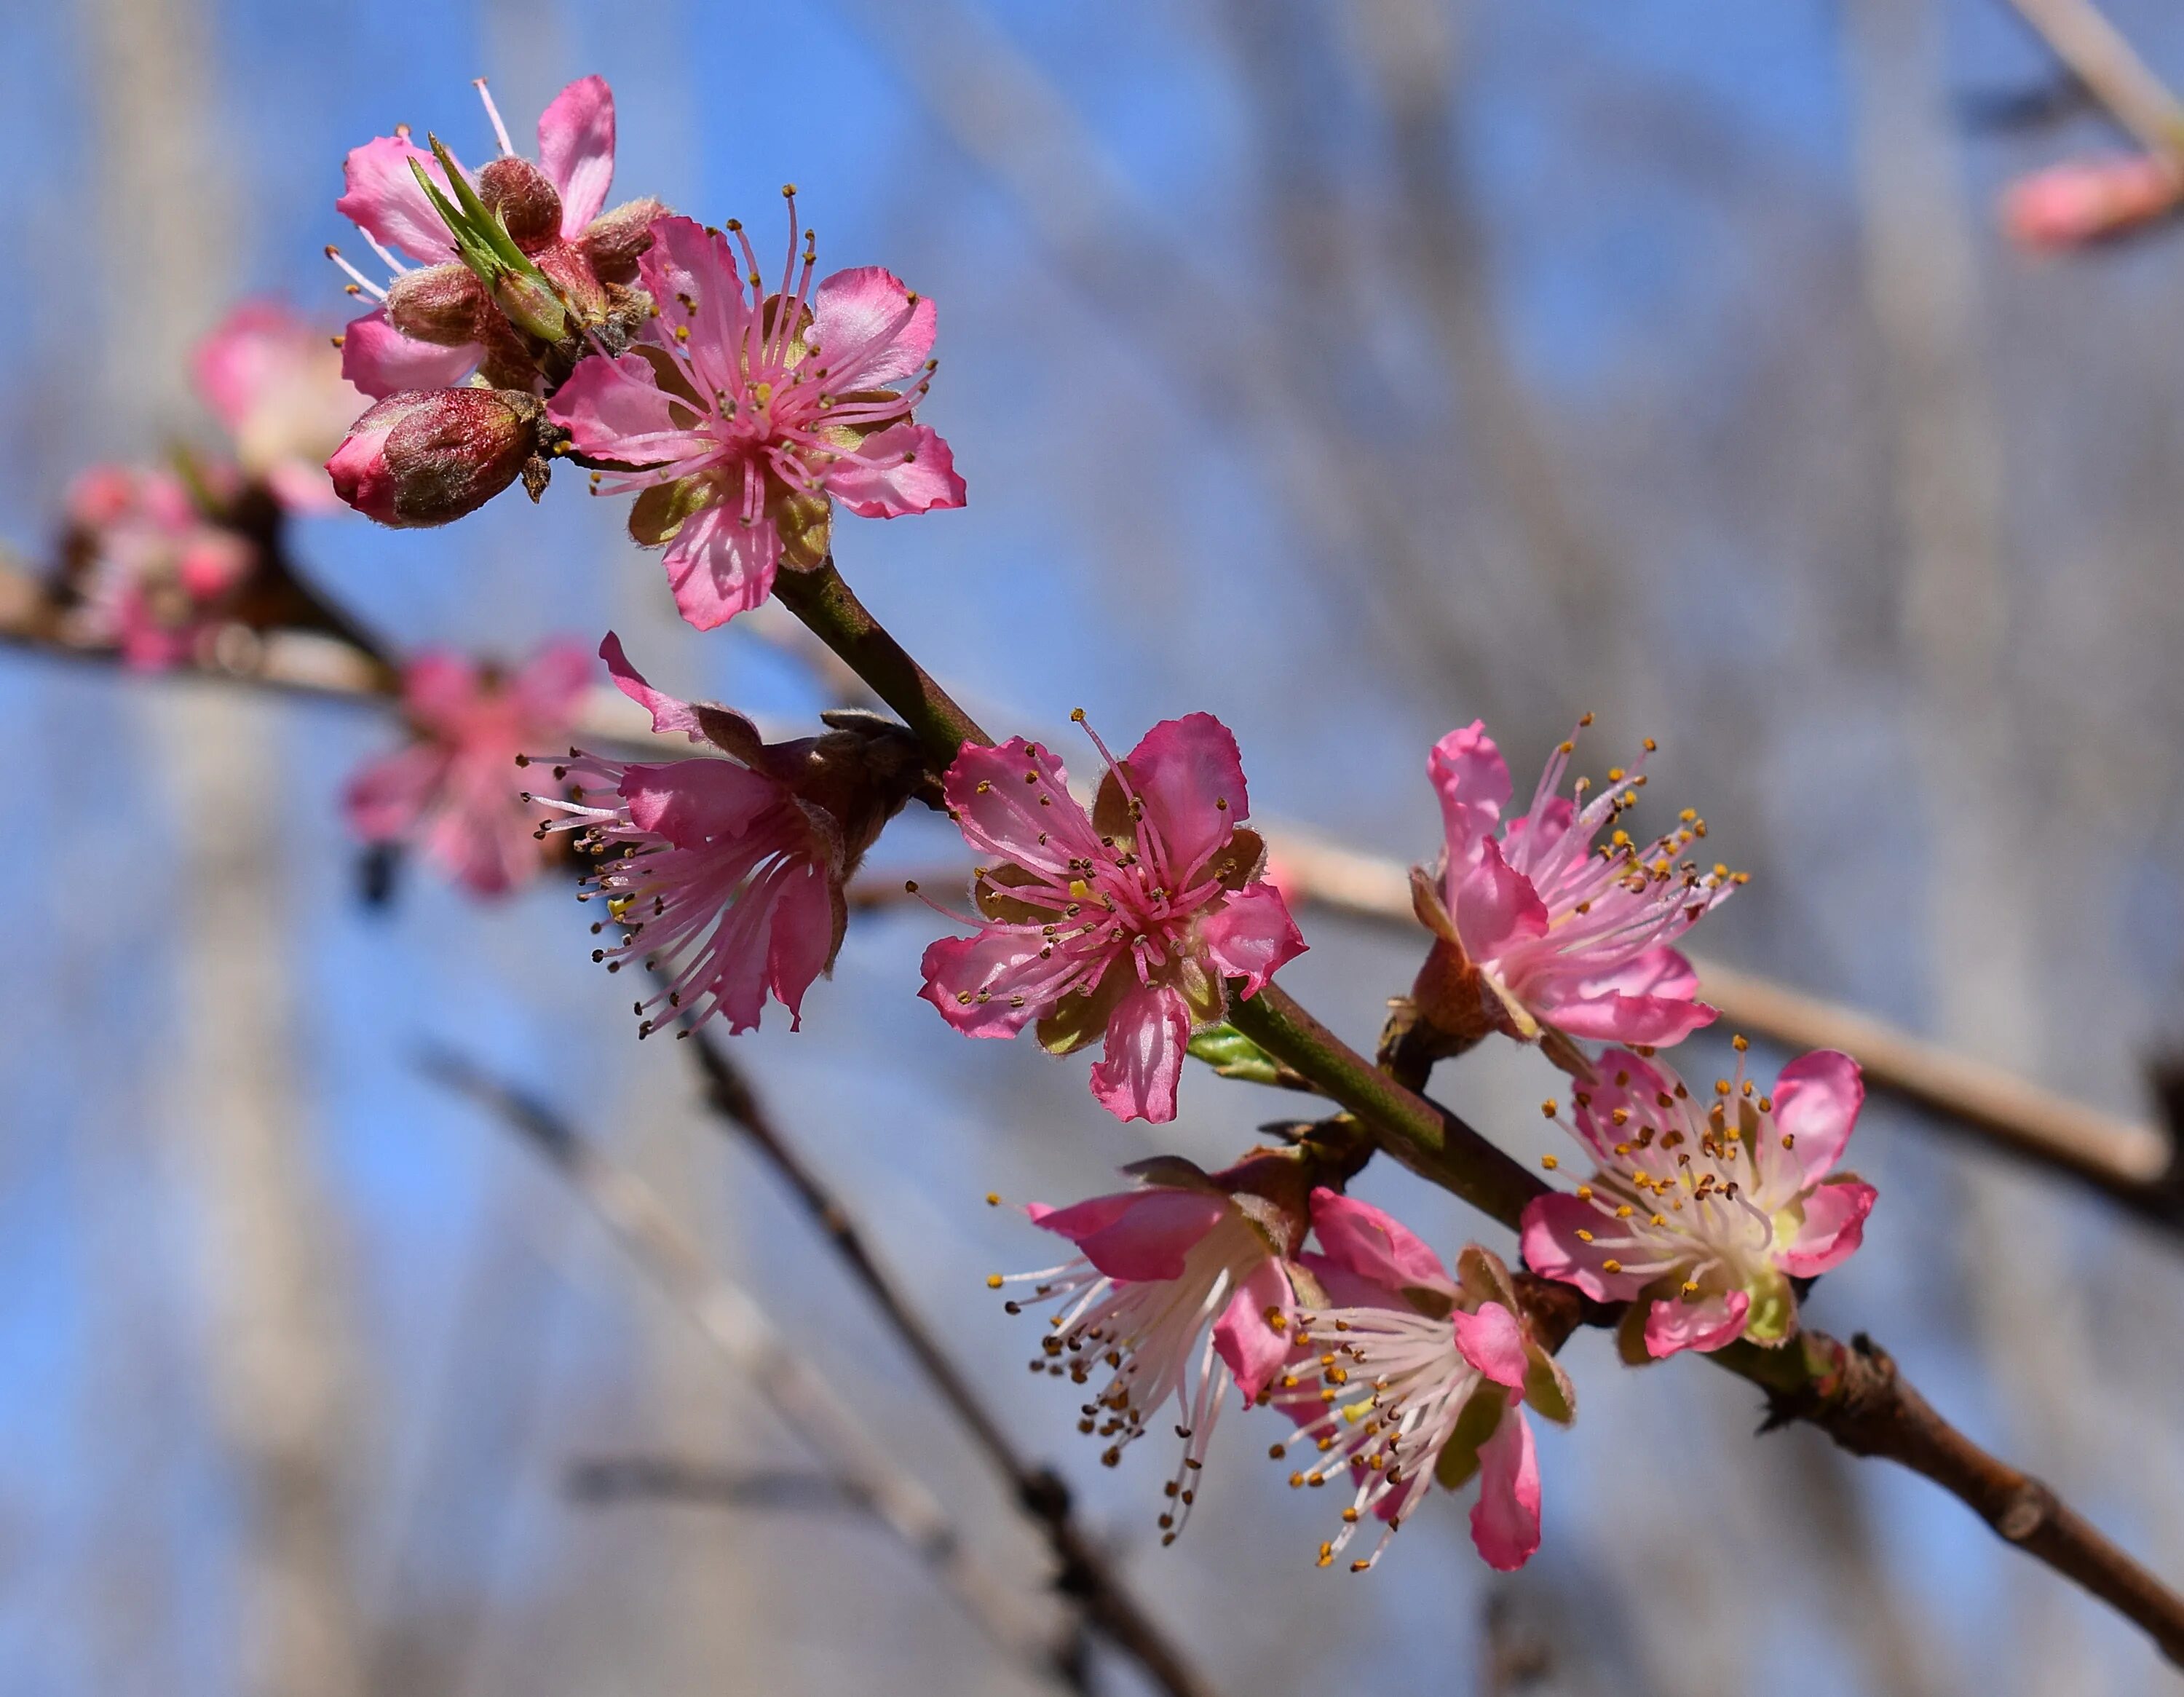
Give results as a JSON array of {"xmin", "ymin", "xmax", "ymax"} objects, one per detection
[
  {"xmin": 329, "ymin": 74, "xmax": 665, "ymax": 398},
  {"xmin": 548, "ymin": 202, "xmax": 965, "ymax": 630},
  {"xmin": 2000, "ymin": 154, "xmax": 2182, "ymax": 250},
  {"xmin": 344, "ymin": 640, "xmax": 594, "ymax": 895},
  {"xmin": 534, "ymin": 634, "xmax": 926, "ymax": 1035},
  {"xmin": 1269, "ymin": 1193, "xmax": 1573, "ymax": 1573},
  {"xmin": 192, "ymin": 301, "xmax": 365, "ymax": 512},
  {"xmin": 61, "ymin": 464, "xmax": 253, "ymax": 671},
  {"xmin": 1521, "ymin": 1042, "xmax": 1875, "ymax": 1358},
  {"xmin": 991, "ymin": 1156, "xmax": 1299, "ymax": 1543},
  {"xmin": 1410, "ymin": 718, "xmax": 1738, "ymax": 1057},
  {"xmin": 918, "ymin": 712, "xmax": 1305, "ymax": 1123}
]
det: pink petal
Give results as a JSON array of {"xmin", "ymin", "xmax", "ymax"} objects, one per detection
[
  {"xmin": 1195, "ymin": 883, "xmax": 1306, "ymax": 998},
  {"xmin": 1469, "ymin": 1407, "xmax": 1541, "ymax": 1572},
  {"xmin": 619, "ymin": 761, "xmax": 785, "ymax": 848},
  {"xmin": 337, "ymin": 134, "xmax": 463, "ymax": 264},
  {"xmin": 1519, "ymin": 1192, "xmax": 1649, "ymax": 1303},
  {"xmin": 342, "ymin": 744, "xmax": 447, "ymax": 842},
  {"xmin": 1089, "ymin": 981, "xmax": 1192, "ymax": 1123},
  {"xmin": 918, "ymin": 928, "xmax": 1101, "ymax": 1037},
  {"xmin": 1032, "ymin": 1188, "xmax": 1230, "ymax": 1281},
  {"xmin": 1452, "ymin": 838, "xmax": 1549, "ymax": 960},
  {"xmin": 1535, "ymin": 989, "xmax": 1717, "ymax": 1047},
  {"xmin": 1771, "ymin": 1050, "xmax": 1864, "ymax": 1182},
  {"xmin": 339, "ymin": 309, "xmax": 481, "ymax": 400},
  {"xmin": 1451, "ymin": 1302, "xmax": 1530, "ymax": 1391},
  {"xmin": 637, "ymin": 216, "xmax": 749, "ymax": 357},
  {"xmin": 1125, "ymin": 713, "xmax": 1248, "ymax": 885},
  {"xmin": 1780, "ymin": 1179, "xmax": 1878, "ymax": 1278},
  {"xmin": 812, "ymin": 266, "xmax": 938, "ymax": 387},
  {"xmin": 512, "ymin": 639, "xmax": 596, "ymax": 726},
  {"xmin": 1574, "ymin": 944, "xmax": 1698, "ymax": 1002},
  {"xmin": 766, "ymin": 858, "xmax": 836, "ymax": 1028},
  {"xmin": 663, "ymin": 505, "xmax": 781, "ymax": 631},
  {"xmin": 1643, "ymin": 1289, "xmax": 1750, "ymax": 1358},
  {"xmin": 1307, "ymin": 1187, "xmax": 1454, "ymax": 1297},
  {"xmin": 1429, "ymin": 721, "xmax": 1511, "ymax": 874},
  {"xmin": 1212, "ymin": 1256, "xmax": 1296, "ymax": 1401},
  {"xmin": 400, "ymin": 651, "xmax": 483, "ymax": 729},
  {"xmin": 821, "ymin": 424, "xmax": 966, "ymax": 519},
  {"xmin": 545, "ymin": 349, "xmax": 697, "ymax": 462},
  {"xmin": 940, "ymin": 738, "xmax": 1081, "ymax": 874},
  {"xmin": 537, "ymin": 75, "xmax": 616, "ymax": 236},
  {"xmin": 598, "ymin": 631, "xmax": 703, "ymax": 740},
  {"xmin": 1503, "ymin": 794, "xmax": 1575, "ymax": 863},
  {"xmin": 266, "ymin": 462, "xmax": 343, "ymax": 513}
]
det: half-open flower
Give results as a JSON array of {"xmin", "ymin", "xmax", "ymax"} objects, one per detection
[
  {"xmin": 919, "ymin": 712, "xmax": 1305, "ymax": 1123},
  {"xmin": 192, "ymin": 301, "xmax": 366, "ymax": 512},
  {"xmin": 1520, "ymin": 1043, "xmax": 1876, "ymax": 1358},
  {"xmin": 532, "ymin": 634, "xmax": 926, "ymax": 1035},
  {"xmin": 991, "ymin": 1155, "xmax": 1301, "ymax": 1543},
  {"xmin": 1269, "ymin": 1194, "xmax": 1573, "ymax": 1573}
]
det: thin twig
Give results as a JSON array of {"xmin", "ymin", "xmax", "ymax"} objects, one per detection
[
  {"xmin": 682, "ymin": 1030, "xmax": 1222, "ymax": 1697},
  {"xmin": 2004, "ymin": 0, "xmax": 2184, "ymax": 159},
  {"xmin": 419, "ymin": 1051, "xmax": 1075, "ymax": 1687}
]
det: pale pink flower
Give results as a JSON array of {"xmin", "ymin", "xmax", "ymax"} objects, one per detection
[
  {"xmin": 1415, "ymin": 719, "xmax": 1738, "ymax": 1053},
  {"xmin": 533, "ymin": 636, "xmax": 923, "ymax": 1036},
  {"xmin": 547, "ymin": 205, "xmax": 965, "ymax": 630},
  {"xmin": 329, "ymin": 75, "xmax": 662, "ymax": 398},
  {"xmin": 992, "ymin": 1162, "xmax": 1295, "ymax": 1543},
  {"xmin": 1270, "ymin": 1193, "xmax": 1572, "ymax": 1573},
  {"xmin": 63, "ymin": 464, "xmax": 253, "ymax": 671},
  {"xmin": 344, "ymin": 641, "xmax": 593, "ymax": 896},
  {"xmin": 1521, "ymin": 1044, "xmax": 1876, "ymax": 1358},
  {"xmin": 192, "ymin": 301, "xmax": 365, "ymax": 512},
  {"xmin": 918, "ymin": 713, "xmax": 1305, "ymax": 1123},
  {"xmin": 2000, "ymin": 154, "xmax": 2183, "ymax": 250}
]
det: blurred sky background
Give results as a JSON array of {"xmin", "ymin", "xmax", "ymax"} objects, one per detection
[{"xmin": 7, "ymin": 0, "xmax": 2184, "ymax": 1693}]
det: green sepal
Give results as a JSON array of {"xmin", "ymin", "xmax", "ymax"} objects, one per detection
[
  {"xmin": 1522, "ymin": 1345, "xmax": 1577, "ymax": 1426},
  {"xmin": 410, "ymin": 138, "xmax": 567, "ymax": 341},
  {"xmin": 1186, "ymin": 1023, "xmax": 1283, "ymax": 1085},
  {"xmin": 1615, "ymin": 1300, "xmax": 1657, "ymax": 1367},
  {"xmin": 1740, "ymin": 1270, "xmax": 1797, "ymax": 1347},
  {"xmin": 1433, "ymin": 1384, "xmax": 1508, "ymax": 1491},
  {"xmin": 628, "ymin": 476, "xmax": 716, "ymax": 547},
  {"xmin": 1118, "ymin": 1155, "xmax": 1218, "ymax": 1192}
]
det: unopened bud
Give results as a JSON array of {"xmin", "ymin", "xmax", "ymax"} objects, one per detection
[
  {"xmin": 579, "ymin": 197, "xmax": 668, "ymax": 283},
  {"xmin": 384, "ymin": 262, "xmax": 486, "ymax": 345},
  {"xmin": 534, "ymin": 240, "xmax": 609, "ymax": 326},
  {"xmin": 475, "ymin": 156, "xmax": 563, "ymax": 249},
  {"xmin": 326, "ymin": 388, "xmax": 539, "ymax": 528}
]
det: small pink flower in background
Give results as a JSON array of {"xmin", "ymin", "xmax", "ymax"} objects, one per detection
[
  {"xmin": 548, "ymin": 205, "xmax": 965, "ymax": 630},
  {"xmin": 330, "ymin": 75, "xmax": 663, "ymax": 399},
  {"xmin": 534, "ymin": 635, "xmax": 926, "ymax": 1036},
  {"xmin": 1269, "ymin": 1192, "xmax": 1573, "ymax": 1573},
  {"xmin": 2000, "ymin": 154, "xmax": 2183, "ymax": 250},
  {"xmin": 1521, "ymin": 1043, "xmax": 1875, "ymax": 1359},
  {"xmin": 918, "ymin": 712, "xmax": 1305, "ymax": 1123},
  {"xmin": 62, "ymin": 464, "xmax": 253, "ymax": 671},
  {"xmin": 192, "ymin": 301, "xmax": 365, "ymax": 513},
  {"xmin": 1411, "ymin": 718, "xmax": 1738, "ymax": 1056},
  {"xmin": 344, "ymin": 640, "xmax": 594, "ymax": 896},
  {"xmin": 992, "ymin": 1158, "xmax": 1298, "ymax": 1543}
]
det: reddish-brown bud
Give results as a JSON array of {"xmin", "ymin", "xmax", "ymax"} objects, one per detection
[
  {"xmin": 384, "ymin": 262, "xmax": 486, "ymax": 346},
  {"xmin": 533, "ymin": 240, "xmax": 609, "ymax": 327},
  {"xmin": 579, "ymin": 197, "xmax": 668, "ymax": 283},
  {"xmin": 475, "ymin": 156, "xmax": 563, "ymax": 249},
  {"xmin": 326, "ymin": 387, "xmax": 539, "ymax": 528}
]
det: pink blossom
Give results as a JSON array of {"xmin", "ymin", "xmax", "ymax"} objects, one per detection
[
  {"xmin": 1415, "ymin": 718, "xmax": 1738, "ymax": 1053},
  {"xmin": 547, "ymin": 204, "xmax": 965, "ymax": 630},
  {"xmin": 344, "ymin": 641, "xmax": 593, "ymax": 895},
  {"xmin": 1520, "ymin": 1044, "xmax": 1876, "ymax": 1358},
  {"xmin": 329, "ymin": 76, "xmax": 661, "ymax": 398},
  {"xmin": 533, "ymin": 636, "xmax": 923, "ymax": 1036},
  {"xmin": 1269, "ymin": 1193, "xmax": 1572, "ymax": 1573},
  {"xmin": 918, "ymin": 713, "xmax": 1305, "ymax": 1123},
  {"xmin": 192, "ymin": 301, "xmax": 365, "ymax": 512},
  {"xmin": 992, "ymin": 1163, "xmax": 1295, "ymax": 1543},
  {"xmin": 61, "ymin": 464, "xmax": 253, "ymax": 671},
  {"xmin": 2000, "ymin": 154, "xmax": 2183, "ymax": 250}
]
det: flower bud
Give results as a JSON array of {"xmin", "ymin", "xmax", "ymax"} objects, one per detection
[
  {"xmin": 326, "ymin": 388, "xmax": 539, "ymax": 528},
  {"xmin": 534, "ymin": 240, "xmax": 609, "ymax": 326},
  {"xmin": 490, "ymin": 267, "xmax": 569, "ymax": 344},
  {"xmin": 579, "ymin": 197, "xmax": 668, "ymax": 283},
  {"xmin": 384, "ymin": 263, "xmax": 486, "ymax": 345},
  {"xmin": 475, "ymin": 156, "xmax": 563, "ymax": 249}
]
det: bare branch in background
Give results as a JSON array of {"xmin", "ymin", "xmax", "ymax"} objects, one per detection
[{"xmin": 2004, "ymin": 0, "xmax": 2184, "ymax": 159}]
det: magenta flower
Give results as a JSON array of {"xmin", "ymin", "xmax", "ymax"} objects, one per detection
[
  {"xmin": 547, "ymin": 206, "xmax": 966, "ymax": 630},
  {"xmin": 191, "ymin": 301, "xmax": 365, "ymax": 513},
  {"xmin": 344, "ymin": 641, "xmax": 593, "ymax": 896},
  {"xmin": 61, "ymin": 464, "xmax": 253, "ymax": 671},
  {"xmin": 918, "ymin": 713, "xmax": 1305, "ymax": 1123},
  {"xmin": 992, "ymin": 1163, "xmax": 1295, "ymax": 1543},
  {"xmin": 1520, "ymin": 1045, "xmax": 1877, "ymax": 1358},
  {"xmin": 534, "ymin": 636, "xmax": 922, "ymax": 1037},
  {"xmin": 330, "ymin": 75, "xmax": 661, "ymax": 398},
  {"xmin": 1413, "ymin": 718, "xmax": 1738, "ymax": 1055},
  {"xmin": 1269, "ymin": 1192, "xmax": 1573, "ymax": 1573}
]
